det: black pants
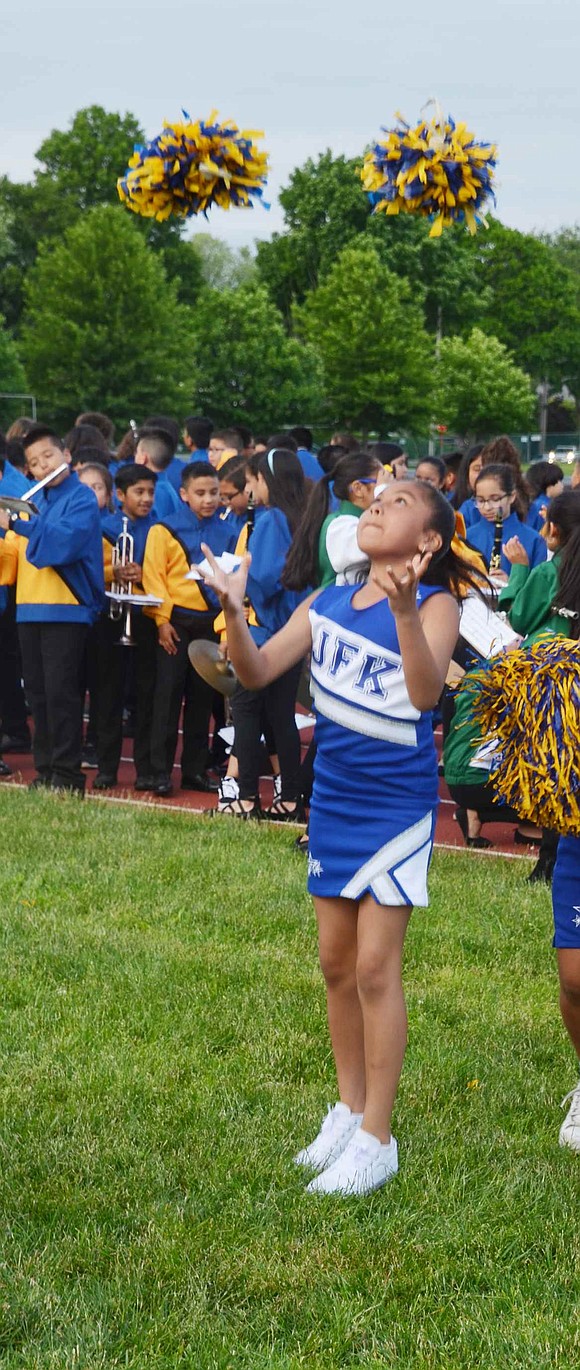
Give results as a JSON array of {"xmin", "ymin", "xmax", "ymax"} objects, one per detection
[
  {"xmin": 447, "ymin": 780, "xmax": 521, "ymax": 825},
  {"xmin": 232, "ymin": 660, "xmax": 303, "ymax": 801},
  {"xmin": 0, "ymin": 593, "xmax": 29, "ymax": 743},
  {"xmin": 149, "ymin": 609, "xmax": 216, "ymax": 780},
  {"xmin": 96, "ymin": 611, "xmax": 157, "ymax": 778},
  {"xmin": 18, "ymin": 621, "xmax": 89, "ymax": 789}
]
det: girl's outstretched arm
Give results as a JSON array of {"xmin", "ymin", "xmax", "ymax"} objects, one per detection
[
  {"xmin": 199, "ymin": 544, "xmax": 317, "ymax": 688},
  {"xmin": 373, "ymin": 554, "xmax": 460, "ymax": 711}
]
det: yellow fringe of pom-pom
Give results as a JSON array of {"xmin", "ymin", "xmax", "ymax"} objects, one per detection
[
  {"xmin": 461, "ymin": 636, "xmax": 580, "ymax": 835},
  {"xmin": 117, "ymin": 110, "xmax": 269, "ymax": 221},
  {"xmin": 361, "ymin": 105, "xmax": 497, "ymax": 237}
]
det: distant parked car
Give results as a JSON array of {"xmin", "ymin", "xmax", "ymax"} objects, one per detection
[{"xmin": 547, "ymin": 445, "xmax": 579, "ymax": 464}]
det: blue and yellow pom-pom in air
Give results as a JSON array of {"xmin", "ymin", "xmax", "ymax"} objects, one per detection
[
  {"xmin": 117, "ymin": 111, "xmax": 269, "ymax": 221},
  {"xmin": 361, "ymin": 103, "xmax": 497, "ymax": 237},
  {"xmin": 463, "ymin": 637, "xmax": 580, "ymax": 835}
]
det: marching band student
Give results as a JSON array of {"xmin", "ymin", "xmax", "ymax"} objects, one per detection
[
  {"xmin": 218, "ymin": 456, "xmax": 250, "ymax": 539},
  {"xmin": 455, "ymin": 445, "xmax": 485, "ymax": 527},
  {"xmin": 0, "ymin": 441, "xmax": 31, "ymax": 763},
  {"xmin": 524, "ymin": 460, "xmax": 565, "ymax": 530},
  {"xmin": 134, "ymin": 428, "xmax": 181, "ymax": 518},
  {"xmin": 182, "ymin": 415, "xmax": 213, "ymax": 462},
  {"xmin": 198, "ymin": 479, "xmax": 486, "ymax": 1195},
  {"xmin": 77, "ymin": 462, "xmax": 115, "ymax": 516},
  {"xmin": 76, "ymin": 462, "xmax": 116, "ymax": 767},
  {"xmin": 467, "ymin": 465, "xmax": 547, "ymax": 581},
  {"xmin": 288, "ymin": 426, "xmax": 324, "ymax": 481},
  {"xmin": 223, "ymin": 448, "xmax": 309, "ymax": 820},
  {"xmin": 208, "ymin": 429, "xmax": 243, "ymax": 469},
  {"xmin": 142, "ymin": 461, "xmax": 237, "ymax": 796},
  {"xmin": 92, "ymin": 464, "xmax": 159, "ymax": 791},
  {"xmin": 0, "ymin": 425, "xmax": 104, "ymax": 793},
  {"xmin": 283, "ymin": 451, "xmax": 383, "ymax": 592}
]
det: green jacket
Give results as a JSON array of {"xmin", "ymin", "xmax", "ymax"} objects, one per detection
[
  {"xmin": 498, "ymin": 552, "xmax": 563, "ymax": 643},
  {"xmin": 317, "ymin": 500, "xmax": 365, "ymax": 587}
]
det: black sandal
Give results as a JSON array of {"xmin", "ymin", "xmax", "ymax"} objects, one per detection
[
  {"xmin": 214, "ymin": 797, "xmax": 262, "ymax": 819},
  {"xmin": 454, "ymin": 807, "xmax": 493, "ymax": 850},
  {"xmin": 263, "ymin": 797, "xmax": 306, "ymax": 824},
  {"xmin": 294, "ymin": 830, "xmax": 309, "ymax": 854}
]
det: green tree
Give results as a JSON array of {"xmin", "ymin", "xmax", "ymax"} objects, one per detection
[
  {"xmin": 294, "ymin": 239, "xmax": 433, "ymax": 433},
  {"xmin": 434, "ymin": 328, "xmax": 535, "ymax": 439},
  {"xmin": 190, "ymin": 234, "xmax": 256, "ymax": 290},
  {"xmin": 190, "ymin": 282, "xmax": 324, "ymax": 431},
  {"xmin": 479, "ymin": 221, "xmax": 580, "ymax": 389},
  {"xmin": 0, "ymin": 107, "xmax": 203, "ymax": 328},
  {"xmin": 256, "ymin": 151, "xmax": 369, "ymax": 317},
  {"xmin": 0, "ymin": 311, "xmax": 29, "ymax": 429},
  {"xmin": 20, "ymin": 206, "xmax": 195, "ymax": 430}
]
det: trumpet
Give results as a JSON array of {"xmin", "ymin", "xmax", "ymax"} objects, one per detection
[{"xmin": 109, "ymin": 516, "xmax": 135, "ymax": 647}]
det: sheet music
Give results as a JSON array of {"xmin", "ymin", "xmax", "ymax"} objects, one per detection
[
  {"xmin": 186, "ymin": 552, "xmax": 242, "ymax": 581},
  {"xmin": 459, "ymin": 593, "xmax": 520, "ymax": 658}
]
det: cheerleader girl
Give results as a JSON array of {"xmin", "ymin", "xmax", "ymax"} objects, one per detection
[
  {"xmin": 198, "ymin": 480, "xmax": 485, "ymax": 1195},
  {"xmin": 467, "ymin": 464, "xmax": 546, "ymax": 581}
]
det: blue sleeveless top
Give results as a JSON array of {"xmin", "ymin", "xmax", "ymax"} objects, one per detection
[{"xmin": 309, "ymin": 582, "xmax": 449, "ymax": 796}]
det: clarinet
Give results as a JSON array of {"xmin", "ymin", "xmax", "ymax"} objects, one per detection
[
  {"xmin": 490, "ymin": 511, "xmax": 504, "ymax": 573},
  {"xmin": 243, "ymin": 494, "xmax": 255, "ymax": 611}
]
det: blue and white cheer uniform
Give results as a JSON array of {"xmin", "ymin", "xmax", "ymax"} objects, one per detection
[{"xmin": 307, "ymin": 582, "xmax": 449, "ymax": 907}]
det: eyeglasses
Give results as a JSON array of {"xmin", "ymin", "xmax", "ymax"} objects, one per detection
[{"xmin": 475, "ymin": 494, "xmax": 508, "ymax": 508}]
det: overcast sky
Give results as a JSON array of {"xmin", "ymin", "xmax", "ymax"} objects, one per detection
[{"xmin": 2, "ymin": 0, "xmax": 579, "ymax": 251}]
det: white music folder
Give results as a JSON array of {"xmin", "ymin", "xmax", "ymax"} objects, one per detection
[{"xmin": 459, "ymin": 593, "xmax": 520, "ymax": 658}]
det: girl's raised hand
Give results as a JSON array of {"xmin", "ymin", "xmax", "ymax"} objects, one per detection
[
  {"xmin": 197, "ymin": 544, "xmax": 251, "ymax": 613},
  {"xmin": 503, "ymin": 536, "xmax": 529, "ymax": 566},
  {"xmin": 372, "ymin": 550, "xmax": 432, "ymax": 616}
]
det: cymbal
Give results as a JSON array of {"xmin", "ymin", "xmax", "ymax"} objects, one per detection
[
  {"xmin": 0, "ymin": 495, "xmax": 39, "ymax": 515},
  {"xmin": 188, "ymin": 639, "xmax": 237, "ymax": 697}
]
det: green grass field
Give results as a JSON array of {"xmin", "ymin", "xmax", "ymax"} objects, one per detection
[{"xmin": 0, "ymin": 789, "xmax": 578, "ymax": 1369}]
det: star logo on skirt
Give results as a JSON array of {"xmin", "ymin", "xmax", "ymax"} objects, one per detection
[{"xmin": 308, "ymin": 855, "xmax": 323, "ymax": 878}]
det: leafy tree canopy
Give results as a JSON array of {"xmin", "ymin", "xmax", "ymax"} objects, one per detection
[
  {"xmin": 434, "ymin": 327, "xmax": 535, "ymax": 439},
  {"xmin": 190, "ymin": 282, "xmax": 324, "ymax": 432},
  {"xmin": 0, "ymin": 107, "xmax": 201, "ymax": 327},
  {"xmin": 20, "ymin": 206, "xmax": 195, "ymax": 431},
  {"xmin": 294, "ymin": 239, "xmax": 434, "ymax": 434},
  {"xmin": 479, "ymin": 220, "xmax": 580, "ymax": 389}
]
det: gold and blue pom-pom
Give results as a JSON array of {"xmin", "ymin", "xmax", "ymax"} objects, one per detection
[
  {"xmin": 117, "ymin": 110, "xmax": 269, "ymax": 221},
  {"xmin": 461, "ymin": 637, "xmax": 580, "ymax": 835},
  {"xmin": 361, "ymin": 105, "xmax": 497, "ymax": 237}
]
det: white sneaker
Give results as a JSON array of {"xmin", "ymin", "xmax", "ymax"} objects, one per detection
[
  {"xmin": 294, "ymin": 1102, "xmax": 363, "ymax": 1172},
  {"xmin": 306, "ymin": 1126, "xmax": 398, "ymax": 1196},
  {"xmin": 559, "ymin": 1081, "xmax": 580, "ymax": 1151}
]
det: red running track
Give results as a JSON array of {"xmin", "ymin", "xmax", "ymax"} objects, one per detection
[{"xmin": 0, "ymin": 721, "xmax": 533, "ymax": 862}]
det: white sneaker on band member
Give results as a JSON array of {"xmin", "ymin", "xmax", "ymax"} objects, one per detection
[
  {"xmin": 294, "ymin": 1102, "xmax": 363, "ymax": 1172},
  {"xmin": 306, "ymin": 1127, "xmax": 398, "ymax": 1196},
  {"xmin": 559, "ymin": 1081, "xmax": 580, "ymax": 1151}
]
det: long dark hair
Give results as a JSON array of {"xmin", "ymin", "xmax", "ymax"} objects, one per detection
[
  {"xmin": 257, "ymin": 448, "xmax": 306, "ymax": 537},
  {"xmin": 525, "ymin": 459, "xmax": 564, "ymax": 500},
  {"xmin": 416, "ymin": 482, "xmax": 493, "ymax": 603},
  {"xmin": 549, "ymin": 490, "xmax": 580, "ymax": 638},
  {"xmin": 283, "ymin": 451, "xmax": 382, "ymax": 591}
]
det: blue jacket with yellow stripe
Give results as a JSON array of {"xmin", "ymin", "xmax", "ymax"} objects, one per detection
[{"xmin": 0, "ymin": 471, "xmax": 105, "ymax": 624}]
